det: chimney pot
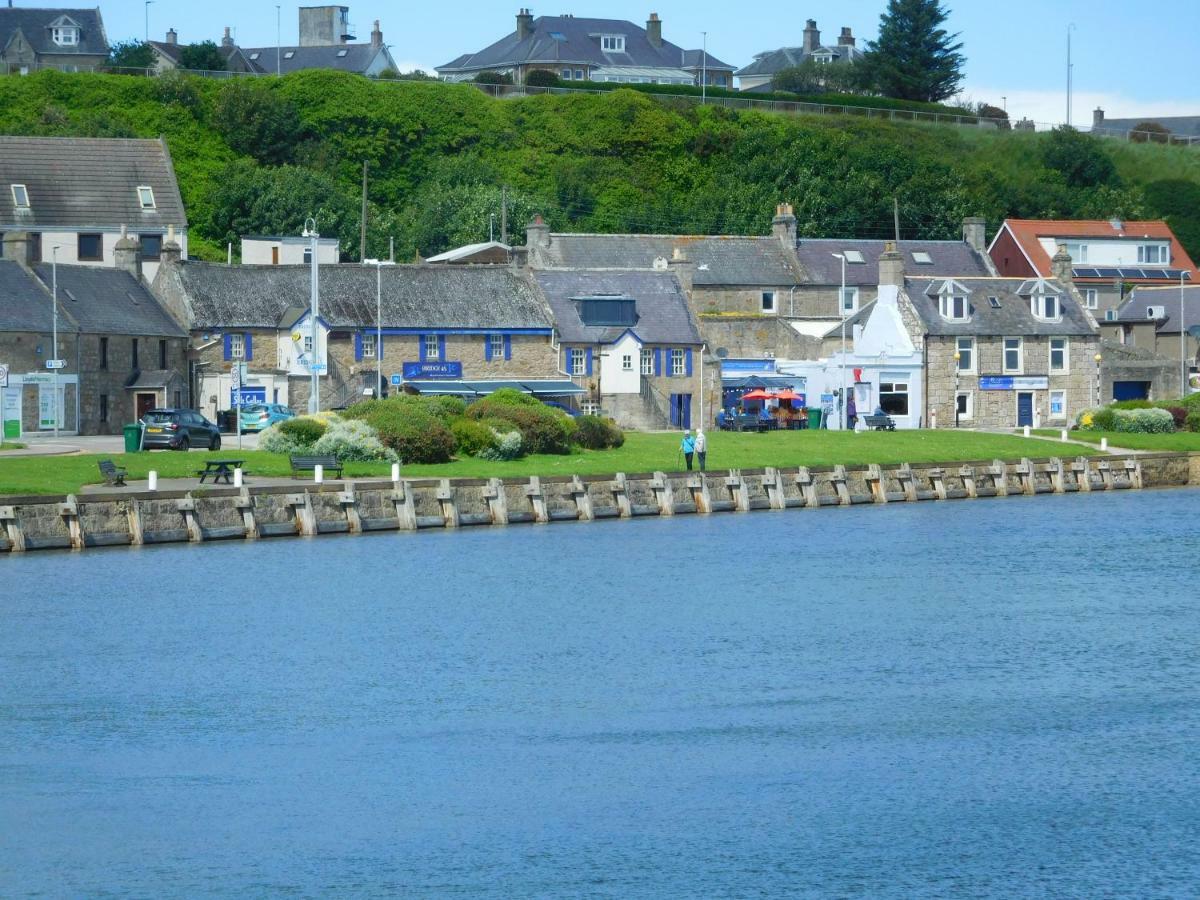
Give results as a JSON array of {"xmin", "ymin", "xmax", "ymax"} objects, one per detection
[
  {"xmin": 516, "ymin": 8, "xmax": 534, "ymax": 41},
  {"xmin": 772, "ymin": 201, "xmax": 797, "ymax": 247},
  {"xmin": 838, "ymin": 27, "xmax": 855, "ymax": 47},
  {"xmin": 646, "ymin": 12, "xmax": 662, "ymax": 48},
  {"xmin": 371, "ymin": 19, "xmax": 382, "ymax": 49}
]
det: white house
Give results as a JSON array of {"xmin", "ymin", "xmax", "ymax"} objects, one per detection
[{"xmin": 241, "ymin": 235, "xmax": 340, "ymax": 266}]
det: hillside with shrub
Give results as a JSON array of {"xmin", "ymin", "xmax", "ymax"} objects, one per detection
[{"xmin": 2, "ymin": 69, "xmax": 1198, "ymax": 261}]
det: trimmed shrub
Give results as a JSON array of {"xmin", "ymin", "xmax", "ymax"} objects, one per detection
[
  {"xmin": 478, "ymin": 429, "xmax": 523, "ymax": 461},
  {"xmin": 425, "ymin": 395, "xmax": 468, "ymax": 422},
  {"xmin": 1163, "ymin": 406, "xmax": 1189, "ymax": 429},
  {"xmin": 279, "ymin": 415, "xmax": 327, "ymax": 445},
  {"xmin": 1110, "ymin": 399, "xmax": 1153, "ymax": 410},
  {"xmin": 525, "ymin": 69, "xmax": 561, "ymax": 88},
  {"xmin": 468, "ymin": 388, "xmax": 541, "ymax": 411},
  {"xmin": 346, "ymin": 401, "xmax": 455, "ymax": 463},
  {"xmin": 451, "ymin": 418, "xmax": 498, "ymax": 457},
  {"xmin": 574, "ymin": 415, "xmax": 625, "ymax": 449},
  {"xmin": 1187, "ymin": 411, "xmax": 1200, "ymax": 433},
  {"xmin": 312, "ymin": 418, "xmax": 397, "ymax": 462},
  {"xmin": 1112, "ymin": 408, "xmax": 1175, "ymax": 433},
  {"xmin": 466, "ymin": 392, "xmax": 576, "ymax": 454},
  {"xmin": 258, "ymin": 423, "xmax": 307, "ymax": 455}
]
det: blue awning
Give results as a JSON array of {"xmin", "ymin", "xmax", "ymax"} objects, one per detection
[{"xmin": 522, "ymin": 380, "xmax": 586, "ymax": 396}]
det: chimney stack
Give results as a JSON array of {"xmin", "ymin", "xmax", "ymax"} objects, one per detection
[
  {"xmin": 1, "ymin": 230, "xmax": 31, "ymax": 265},
  {"xmin": 161, "ymin": 224, "xmax": 183, "ymax": 267},
  {"xmin": 525, "ymin": 214, "xmax": 550, "ymax": 249},
  {"xmin": 646, "ymin": 12, "xmax": 662, "ymax": 48},
  {"xmin": 1051, "ymin": 245, "xmax": 1074, "ymax": 284},
  {"xmin": 961, "ymin": 217, "xmax": 987, "ymax": 255},
  {"xmin": 1093, "ymin": 107, "xmax": 1105, "ymax": 128},
  {"xmin": 166, "ymin": 27, "xmax": 177, "ymax": 46},
  {"xmin": 114, "ymin": 226, "xmax": 143, "ymax": 280},
  {"xmin": 371, "ymin": 20, "xmax": 382, "ymax": 49},
  {"xmin": 221, "ymin": 26, "xmax": 234, "ymax": 49},
  {"xmin": 772, "ymin": 202, "xmax": 797, "ymax": 247},
  {"xmin": 838, "ymin": 27, "xmax": 855, "ymax": 48},
  {"xmin": 803, "ymin": 19, "xmax": 820, "ymax": 54},
  {"xmin": 516, "ymin": 8, "xmax": 534, "ymax": 41},
  {"xmin": 878, "ymin": 241, "xmax": 905, "ymax": 289},
  {"xmin": 668, "ymin": 246, "xmax": 696, "ymax": 297}
]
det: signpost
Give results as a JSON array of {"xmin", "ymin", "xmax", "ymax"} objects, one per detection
[
  {"xmin": 232, "ymin": 362, "xmax": 244, "ymax": 450},
  {"xmin": 0, "ymin": 363, "xmax": 7, "ymax": 388},
  {"xmin": 45, "ymin": 359, "xmax": 67, "ymax": 370},
  {"xmin": 390, "ymin": 373, "xmax": 403, "ymax": 386}
]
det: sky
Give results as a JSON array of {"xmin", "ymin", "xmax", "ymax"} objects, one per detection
[{"xmin": 87, "ymin": 0, "xmax": 1200, "ymax": 127}]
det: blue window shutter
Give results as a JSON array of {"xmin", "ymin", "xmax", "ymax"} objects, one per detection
[
  {"xmin": 503, "ymin": 334, "xmax": 512, "ymax": 360},
  {"xmin": 685, "ymin": 348, "xmax": 693, "ymax": 377},
  {"xmin": 419, "ymin": 334, "xmax": 427, "ymax": 362},
  {"xmin": 354, "ymin": 332, "xmax": 363, "ymax": 361},
  {"xmin": 223, "ymin": 333, "xmax": 232, "ymax": 361},
  {"xmin": 437, "ymin": 334, "xmax": 446, "ymax": 360},
  {"xmin": 653, "ymin": 348, "xmax": 661, "ymax": 376},
  {"xmin": 244, "ymin": 333, "xmax": 253, "ymax": 361},
  {"xmin": 585, "ymin": 347, "xmax": 593, "ymax": 376},
  {"xmin": 484, "ymin": 334, "xmax": 493, "ymax": 362}
]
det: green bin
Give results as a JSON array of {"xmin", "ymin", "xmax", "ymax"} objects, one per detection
[
  {"xmin": 123, "ymin": 423, "xmax": 142, "ymax": 453},
  {"xmin": 806, "ymin": 408, "xmax": 822, "ymax": 430}
]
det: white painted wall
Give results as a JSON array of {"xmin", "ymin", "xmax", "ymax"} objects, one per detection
[
  {"xmin": 198, "ymin": 372, "xmax": 290, "ymax": 419},
  {"xmin": 38, "ymin": 228, "xmax": 189, "ymax": 282},
  {"xmin": 600, "ymin": 333, "xmax": 643, "ymax": 394},
  {"xmin": 1038, "ymin": 237, "xmax": 1173, "ymax": 267},
  {"xmin": 241, "ymin": 237, "xmax": 340, "ymax": 266},
  {"xmin": 277, "ymin": 320, "xmax": 330, "ymax": 377}
]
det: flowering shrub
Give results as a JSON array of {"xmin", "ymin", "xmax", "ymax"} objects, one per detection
[
  {"xmin": 259, "ymin": 423, "xmax": 307, "ymax": 455},
  {"xmin": 279, "ymin": 416, "xmax": 327, "ymax": 445},
  {"xmin": 451, "ymin": 419, "xmax": 498, "ymax": 456},
  {"xmin": 1113, "ymin": 408, "xmax": 1175, "ymax": 433},
  {"xmin": 478, "ymin": 429, "xmax": 523, "ymax": 461},
  {"xmin": 312, "ymin": 417, "xmax": 397, "ymax": 462}
]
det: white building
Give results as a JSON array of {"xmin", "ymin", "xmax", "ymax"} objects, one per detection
[{"xmin": 241, "ymin": 235, "xmax": 340, "ymax": 266}]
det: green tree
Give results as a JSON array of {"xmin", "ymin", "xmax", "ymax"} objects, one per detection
[
  {"xmin": 473, "ymin": 71, "xmax": 512, "ymax": 85},
  {"xmin": 858, "ymin": 0, "xmax": 965, "ymax": 102},
  {"xmin": 1143, "ymin": 179, "xmax": 1200, "ymax": 260},
  {"xmin": 1129, "ymin": 121, "xmax": 1171, "ymax": 144},
  {"xmin": 524, "ymin": 69, "xmax": 561, "ymax": 88},
  {"xmin": 178, "ymin": 41, "xmax": 227, "ymax": 72},
  {"xmin": 107, "ymin": 39, "xmax": 156, "ymax": 71},
  {"xmin": 211, "ymin": 79, "xmax": 302, "ymax": 165},
  {"xmin": 1041, "ymin": 126, "xmax": 1118, "ymax": 188}
]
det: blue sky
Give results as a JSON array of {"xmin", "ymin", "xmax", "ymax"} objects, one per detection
[{"xmin": 92, "ymin": 0, "xmax": 1199, "ymax": 125}]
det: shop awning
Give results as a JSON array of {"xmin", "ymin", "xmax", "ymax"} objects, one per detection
[
  {"xmin": 404, "ymin": 379, "xmax": 586, "ymax": 397},
  {"xmin": 521, "ymin": 380, "xmax": 586, "ymax": 396},
  {"xmin": 462, "ymin": 380, "xmax": 532, "ymax": 394},
  {"xmin": 404, "ymin": 380, "xmax": 478, "ymax": 395},
  {"xmin": 722, "ymin": 375, "xmax": 801, "ymax": 389}
]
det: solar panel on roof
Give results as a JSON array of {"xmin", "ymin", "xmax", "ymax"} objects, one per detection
[
  {"xmin": 1073, "ymin": 267, "xmax": 1100, "ymax": 278},
  {"xmin": 1095, "ymin": 267, "xmax": 1122, "ymax": 277}
]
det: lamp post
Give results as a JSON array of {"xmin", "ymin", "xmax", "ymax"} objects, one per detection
[
  {"xmin": 363, "ymin": 258, "xmax": 394, "ymax": 398},
  {"xmin": 302, "ymin": 218, "xmax": 321, "ymax": 414},
  {"xmin": 144, "ymin": 0, "xmax": 154, "ymax": 43},
  {"xmin": 51, "ymin": 247, "xmax": 59, "ymax": 438},
  {"xmin": 1094, "ymin": 352, "xmax": 1103, "ymax": 407},
  {"xmin": 701, "ymin": 31, "xmax": 707, "ymax": 104},
  {"xmin": 832, "ymin": 252, "xmax": 848, "ymax": 430},
  {"xmin": 1066, "ymin": 23, "xmax": 1076, "ymax": 126},
  {"xmin": 952, "ymin": 351, "xmax": 961, "ymax": 428},
  {"xmin": 276, "ymin": 5, "xmax": 282, "ymax": 76},
  {"xmin": 1181, "ymin": 270, "xmax": 1188, "ymax": 397}
]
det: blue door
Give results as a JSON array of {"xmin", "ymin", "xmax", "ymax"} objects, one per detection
[
  {"xmin": 1017, "ymin": 392, "xmax": 1034, "ymax": 427},
  {"xmin": 669, "ymin": 393, "xmax": 692, "ymax": 429},
  {"xmin": 1113, "ymin": 381, "xmax": 1150, "ymax": 401}
]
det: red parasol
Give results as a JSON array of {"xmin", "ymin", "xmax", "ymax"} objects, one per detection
[
  {"xmin": 740, "ymin": 389, "xmax": 775, "ymax": 401},
  {"xmin": 774, "ymin": 389, "xmax": 804, "ymax": 401}
]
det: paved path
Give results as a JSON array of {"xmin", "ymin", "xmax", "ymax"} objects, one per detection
[{"xmin": 1, "ymin": 432, "xmax": 262, "ymax": 458}]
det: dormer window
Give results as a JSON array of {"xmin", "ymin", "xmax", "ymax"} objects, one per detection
[
  {"xmin": 52, "ymin": 26, "xmax": 79, "ymax": 47},
  {"xmin": 911, "ymin": 251, "xmax": 933, "ymax": 265},
  {"xmin": 11, "ymin": 184, "xmax": 30, "ymax": 209},
  {"xmin": 600, "ymin": 35, "xmax": 625, "ymax": 52},
  {"xmin": 137, "ymin": 186, "xmax": 156, "ymax": 210},
  {"xmin": 939, "ymin": 291, "xmax": 968, "ymax": 321},
  {"xmin": 1029, "ymin": 287, "xmax": 1061, "ymax": 321}
]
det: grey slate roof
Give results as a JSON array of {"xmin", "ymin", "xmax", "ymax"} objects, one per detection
[
  {"xmin": 1093, "ymin": 116, "xmax": 1200, "ymax": 138},
  {"xmin": 735, "ymin": 43, "xmax": 861, "ymax": 77},
  {"xmin": 0, "ymin": 136, "xmax": 187, "ymax": 230},
  {"xmin": 32, "ymin": 264, "xmax": 185, "ymax": 337},
  {"xmin": 1119, "ymin": 285, "xmax": 1200, "ymax": 331},
  {"xmin": 0, "ymin": 260, "xmax": 74, "ymax": 332},
  {"xmin": 239, "ymin": 43, "xmax": 389, "ymax": 75},
  {"xmin": 536, "ymin": 270, "xmax": 701, "ymax": 345},
  {"xmin": 167, "ymin": 262, "xmax": 554, "ymax": 331},
  {"xmin": 438, "ymin": 14, "xmax": 731, "ymax": 75},
  {"xmin": 795, "ymin": 239, "xmax": 996, "ymax": 285},
  {"xmin": 0, "ymin": 7, "xmax": 108, "ymax": 58},
  {"xmin": 905, "ymin": 277, "xmax": 1097, "ymax": 337},
  {"xmin": 536, "ymin": 234, "xmax": 803, "ymax": 286}
]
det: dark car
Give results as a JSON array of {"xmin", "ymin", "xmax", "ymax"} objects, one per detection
[{"xmin": 140, "ymin": 409, "xmax": 222, "ymax": 451}]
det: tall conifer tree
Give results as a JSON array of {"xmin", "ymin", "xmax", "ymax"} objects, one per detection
[{"xmin": 860, "ymin": 0, "xmax": 965, "ymax": 102}]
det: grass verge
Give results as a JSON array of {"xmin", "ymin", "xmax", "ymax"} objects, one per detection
[
  {"xmin": 0, "ymin": 431, "xmax": 1100, "ymax": 496},
  {"xmin": 1033, "ymin": 430, "xmax": 1200, "ymax": 452}
]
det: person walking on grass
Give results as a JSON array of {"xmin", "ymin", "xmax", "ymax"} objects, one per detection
[
  {"xmin": 694, "ymin": 428, "xmax": 707, "ymax": 472},
  {"xmin": 680, "ymin": 429, "xmax": 696, "ymax": 471}
]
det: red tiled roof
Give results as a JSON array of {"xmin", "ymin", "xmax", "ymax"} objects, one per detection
[{"xmin": 994, "ymin": 218, "xmax": 1198, "ymax": 282}]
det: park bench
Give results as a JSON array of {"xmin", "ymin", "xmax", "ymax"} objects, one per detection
[
  {"xmin": 289, "ymin": 454, "xmax": 344, "ymax": 479},
  {"xmin": 97, "ymin": 459, "xmax": 127, "ymax": 487},
  {"xmin": 863, "ymin": 414, "xmax": 897, "ymax": 431}
]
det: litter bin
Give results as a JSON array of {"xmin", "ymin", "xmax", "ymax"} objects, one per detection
[
  {"xmin": 806, "ymin": 407, "xmax": 822, "ymax": 430},
  {"xmin": 123, "ymin": 423, "xmax": 142, "ymax": 453}
]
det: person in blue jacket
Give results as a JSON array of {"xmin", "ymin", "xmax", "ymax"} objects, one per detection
[{"xmin": 680, "ymin": 429, "xmax": 696, "ymax": 470}]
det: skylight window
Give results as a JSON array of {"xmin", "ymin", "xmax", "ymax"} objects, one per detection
[
  {"xmin": 137, "ymin": 186, "xmax": 156, "ymax": 210},
  {"xmin": 842, "ymin": 249, "xmax": 864, "ymax": 263},
  {"xmin": 549, "ymin": 31, "xmax": 566, "ymax": 41},
  {"xmin": 336, "ymin": 49, "xmax": 348, "ymax": 57},
  {"xmin": 249, "ymin": 52, "xmax": 260, "ymax": 60},
  {"xmin": 284, "ymin": 51, "xmax": 295, "ymax": 59},
  {"xmin": 988, "ymin": 296, "xmax": 1001, "ymax": 309},
  {"xmin": 11, "ymin": 184, "xmax": 30, "ymax": 209},
  {"xmin": 911, "ymin": 251, "xmax": 933, "ymax": 264}
]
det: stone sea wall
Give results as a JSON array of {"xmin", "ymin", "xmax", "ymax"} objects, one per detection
[{"xmin": 1, "ymin": 453, "xmax": 1195, "ymax": 554}]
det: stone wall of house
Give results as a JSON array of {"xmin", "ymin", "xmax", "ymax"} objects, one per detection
[{"xmin": 700, "ymin": 316, "xmax": 822, "ymax": 361}]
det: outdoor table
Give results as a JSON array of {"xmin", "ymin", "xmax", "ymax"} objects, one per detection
[{"xmin": 198, "ymin": 459, "xmax": 245, "ymax": 484}]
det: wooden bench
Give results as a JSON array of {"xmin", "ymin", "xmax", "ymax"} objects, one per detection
[
  {"xmin": 98, "ymin": 459, "xmax": 127, "ymax": 487},
  {"xmin": 289, "ymin": 454, "xmax": 344, "ymax": 479},
  {"xmin": 863, "ymin": 414, "xmax": 897, "ymax": 431}
]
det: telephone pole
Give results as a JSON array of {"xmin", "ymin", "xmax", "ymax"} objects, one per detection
[
  {"xmin": 500, "ymin": 185, "xmax": 508, "ymax": 245},
  {"xmin": 360, "ymin": 161, "xmax": 368, "ymax": 261}
]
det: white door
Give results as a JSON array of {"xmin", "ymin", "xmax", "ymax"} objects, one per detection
[{"xmin": 2, "ymin": 386, "xmax": 21, "ymax": 440}]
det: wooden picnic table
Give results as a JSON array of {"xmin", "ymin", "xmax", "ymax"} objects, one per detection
[{"xmin": 197, "ymin": 459, "xmax": 245, "ymax": 484}]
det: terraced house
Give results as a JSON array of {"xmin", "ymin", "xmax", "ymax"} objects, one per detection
[{"xmin": 0, "ymin": 6, "xmax": 108, "ymax": 74}]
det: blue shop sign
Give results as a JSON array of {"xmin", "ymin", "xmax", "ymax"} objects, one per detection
[
  {"xmin": 980, "ymin": 375, "xmax": 1050, "ymax": 391},
  {"xmin": 231, "ymin": 387, "xmax": 266, "ymax": 406},
  {"xmin": 403, "ymin": 361, "xmax": 463, "ymax": 379}
]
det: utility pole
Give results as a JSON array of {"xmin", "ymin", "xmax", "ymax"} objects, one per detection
[
  {"xmin": 500, "ymin": 185, "xmax": 508, "ymax": 245},
  {"xmin": 276, "ymin": 5, "xmax": 282, "ymax": 76},
  {"xmin": 701, "ymin": 31, "xmax": 707, "ymax": 104},
  {"xmin": 51, "ymin": 248, "xmax": 59, "ymax": 438},
  {"xmin": 360, "ymin": 161, "xmax": 368, "ymax": 262},
  {"xmin": 303, "ymin": 219, "xmax": 321, "ymax": 414},
  {"xmin": 893, "ymin": 197, "xmax": 901, "ymax": 243},
  {"xmin": 144, "ymin": 0, "xmax": 153, "ymax": 43}
]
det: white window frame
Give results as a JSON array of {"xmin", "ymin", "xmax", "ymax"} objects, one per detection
[
  {"xmin": 52, "ymin": 26, "xmax": 78, "ymax": 46},
  {"xmin": 1030, "ymin": 288, "xmax": 1061, "ymax": 322},
  {"xmin": 424, "ymin": 334, "xmax": 440, "ymax": 360},
  {"xmin": 878, "ymin": 379, "xmax": 910, "ymax": 417},
  {"xmin": 622, "ymin": 354, "xmax": 633, "ymax": 371},
  {"xmin": 137, "ymin": 185, "xmax": 155, "ymax": 210},
  {"xmin": 1003, "ymin": 337, "xmax": 1023, "ymax": 373},
  {"xmin": 955, "ymin": 337, "xmax": 975, "ymax": 373},
  {"xmin": 1084, "ymin": 288, "xmax": 1099, "ymax": 310},
  {"xmin": 955, "ymin": 391, "xmax": 973, "ymax": 420},
  {"xmin": 488, "ymin": 334, "xmax": 504, "ymax": 359},
  {"xmin": 939, "ymin": 291, "xmax": 968, "ymax": 322},
  {"xmin": 640, "ymin": 348, "xmax": 653, "ymax": 375},
  {"xmin": 841, "ymin": 287, "xmax": 860, "ymax": 314},
  {"xmin": 303, "ymin": 335, "xmax": 314, "ymax": 354},
  {"xmin": 1066, "ymin": 243, "xmax": 1088, "ymax": 263},
  {"xmin": 1049, "ymin": 337, "xmax": 1069, "ymax": 372},
  {"xmin": 11, "ymin": 184, "xmax": 30, "ymax": 209},
  {"xmin": 1049, "ymin": 389, "xmax": 1067, "ymax": 420},
  {"xmin": 361, "ymin": 333, "xmax": 376, "ymax": 359},
  {"xmin": 569, "ymin": 348, "xmax": 586, "ymax": 376},
  {"xmin": 670, "ymin": 348, "xmax": 685, "ymax": 377},
  {"xmin": 230, "ymin": 333, "xmax": 245, "ymax": 360},
  {"xmin": 843, "ymin": 249, "xmax": 865, "ymax": 264},
  {"xmin": 601, "ymin": 35, "xmax": 626, "ymax": 52},
  {"xmin": 1138, "ymin": 244, "xmax": 1168, "ymax": 265},
  {"xmin": 761, "ymin": 291, "xmax": 776, "ymax": 313}
]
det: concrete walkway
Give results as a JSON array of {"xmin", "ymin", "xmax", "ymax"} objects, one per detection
[{"xmin": 1, "ymin": 432, "xmax": 262, "ymax": 458}]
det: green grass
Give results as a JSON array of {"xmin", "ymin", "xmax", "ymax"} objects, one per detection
[
  {"xmin": 0, "ymin": 431, "xmax": 1099, "ymax": 496},
  {"xmin": 0, "ymin": 442, "xmax": 25, "ymax": 451},
  {"xmin": 1034, "ymin": 430, "xmax": 1200, "ymax": 452}
]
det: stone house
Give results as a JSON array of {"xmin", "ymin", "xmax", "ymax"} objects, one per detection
[
  {"xmin": 0, "ymin": 136, "xmax": 189, "ymax": 282},
  {"xmin": 0, "ymin": 232, "xmax": 188, "ymax": 438},
  {"xmin": 0, "ymin": 7, "xmax": 107, "ymax": 74},
  {"xmin": 536, "ymin": 269, "xmax": 704, "ymax": 430},
  {"xmin": 736, "ymin": 19, "xmax": 862, "ymax": 93},
  {"xmin": 1097, "ymin": 284, "xmax": 1200, "ymax": 399},
  {"xmin": 1091, "ymin": 108, "xmax": 1200, "ymax": 145}
]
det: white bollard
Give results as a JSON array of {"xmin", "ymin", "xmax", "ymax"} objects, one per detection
[
  {"xmin": 1101, "ymin": 438, "xmax": 1108, "ymax": 451},
  {"xmin": 1061, "ymin": 429, "xmax": 1069, "ymax": 442},
  {"xmin": 314, "ymin": 464, "xmax": 324, "ymax": 484},
  {"xmin": 391, "ymin": 462, "xmax": 401, "ymax": 482},
  {"xmin": 1023, "ymin": 425, "xmax": 1031, "ymax": 437},
  {"xmin": 148, "ymin": 470, "xmax": 158, "ymax": 491},
  {"xmin": 234, "ymin": 468, "xmax": 243, "ymax": 488}
]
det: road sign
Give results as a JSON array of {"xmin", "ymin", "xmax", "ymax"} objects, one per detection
[
  {"xmin": 231, "ymin": 362, "xmax": 245, "ymax": 390},
  {"xmin": 310, "ymin": 363, "xmax": 327, "ymax": 373},
  {"xmin": 391, "ymin": 373, "xmax": 403, "ymax": 386},
  {"xmin": 0, "ymin": 363, "xmax": 8, "ymax": 387},
  {"xmin": 45, "ymin": 359, "xmax": 67, "ymax": 370}
]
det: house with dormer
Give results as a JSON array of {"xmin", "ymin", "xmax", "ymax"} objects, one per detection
[
  {"xmin": 736, "ymin": 19, "xmax": 862, "ymax": 93},
  {"xmin": 0, "ymin": 6, "xmax": 108, "ymax": 74},
  {"xmin": 437, "ymin": 9, "xmax": 733, "ymax": 87}
]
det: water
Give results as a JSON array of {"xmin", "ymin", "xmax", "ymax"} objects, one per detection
[{"xmin": 2, "ymin": 490, "xmax": 1199, "ymax": 897}]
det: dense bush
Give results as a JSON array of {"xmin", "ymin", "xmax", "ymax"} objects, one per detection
[
  {"xmin": 466, "ymin": 394, "xmax": 576, "ymax": 454},
  {"xmin": 1163, "ymin": 406, "xmax": 1189, "ymax": 429},
  {"xmin": 1110, "ymin": 399, "xmax": 1153, "ymax": 410},
  {"xmin": 450, "ymin": 418, "xmax": 497, "ymax": 457},
  {"xmin": 1188, "ymin": 411, "xmax": 1200, "ymax": 433},
  {"xmin": 259, "ymin": 423, "xmax": 306, "ymax": 455},
  {"xmin": 524, "ymin": 69, "xmax": 562, "ymax": 88},
  {"xmin": 425, "ymin": 395, "xmax": 468, "ymax": 421},
  {"xmin": 1114, "ymin": 408, "xmax": 1175, "ymax": 433},
  {"xmin": 279, "ymin": 416, "xmax": 327, "ymax": 445},
  {"xmin": 478, "ymin": 430, "xmax": 523, "ymax": 461},
  {"xmin": 312, "ymin": 418, "xmax": 397, "ymax": 462},
  {"xmin": 574, "ymin": 415, "xmax": 625, "ymax": 449},
  {"xmin": 344, "ymin": 399, "xmax": 455, "ymax": 463},
  {"xmin": 470, "ymin": 388, "xmax": 540, "ymax": 409}
]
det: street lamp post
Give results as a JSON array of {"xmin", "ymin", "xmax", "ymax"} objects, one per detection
[
  {"xmin": 302, "ymin": 218, "xmax": 321, "ymax": 414},
  {"xmin": 1066, "ymin": 23, "xmax": 1076, "ymax": 126},
  {"xmin": 832, "ymin": 253, "xmax": 848, "ymax": 430},
  {"xmin": 1181, "ymin": 271, "xmax": 1188, "ymax": 397},
  {"xmin": 1094, "ymin": 352, "xmax": 1103, "ymax": 407},
  {"xmin": 953, "ymin": 351, "xmax": 961, "ymax": 428},
  {"xmin": 363, "ymin": 258, "xmax": 394, "ymax": 398},
  {"xmin": 144, "ymin": 0, "xmax": 154, "ymax": 43},
  {"xmin": 701, "ymin": 32, "xmax": 707, "ymax": 104},
  {"xmin": 51, "ymin": 247, "xmax": 59, "ymax": 438}
]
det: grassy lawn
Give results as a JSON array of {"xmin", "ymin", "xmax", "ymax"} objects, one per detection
[
  {"xmin": 0, "ymin": 442, "xmax": 25, "ymax": 451},
  {"xmin": 1033, "ymin": 430, "xmax": 1200, "ymax": 452},
  {"xmin": 0, "ymin": 430, "xmax": 1097, "ymax": 496}
]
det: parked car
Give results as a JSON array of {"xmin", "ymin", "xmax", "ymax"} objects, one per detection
[
  {"xmin": 140, "ymin": 409, "xmax": 222, "ymax": 451},
  {"xmin": 238, "ymin": 403, "xmax": 295, "ymax": 432}
]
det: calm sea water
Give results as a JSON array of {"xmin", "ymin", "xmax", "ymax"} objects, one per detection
[{"xmin": 2, "ymin": 489, "xmax": 1199, "ymax": 897}]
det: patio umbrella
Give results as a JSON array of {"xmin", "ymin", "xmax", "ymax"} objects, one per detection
[
  {"xmin": 774, "ymin": 389, "xmax": 803, "ymax": 401},
  {"xmin": 740, "ymin": 389, "xmax": 776, "ymax": 401}
]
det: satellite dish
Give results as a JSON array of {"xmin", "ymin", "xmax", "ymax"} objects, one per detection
[{"xmin": 715, "ymin": 347, "xmax": 729, "ymax": 359}]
